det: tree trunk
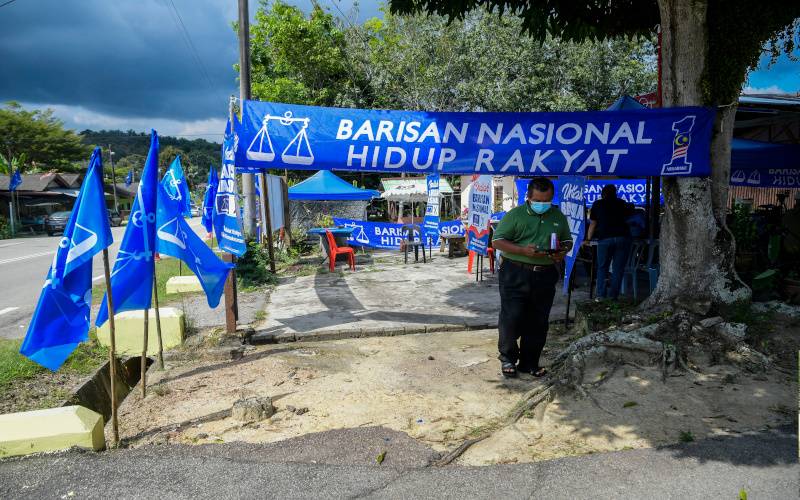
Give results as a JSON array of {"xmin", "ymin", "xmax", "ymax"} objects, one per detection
[{"xmin": 647, "ymin": 0, "xmax": 750, "ymax": 310}]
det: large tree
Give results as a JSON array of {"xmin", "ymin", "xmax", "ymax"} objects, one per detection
[
  {"xmin": 0, "ymin": 102, "xmax": 89, "ymax": 171},
  {"xmin": 390, "ymin": 0, "xmax": 800, "ymax": 310}
]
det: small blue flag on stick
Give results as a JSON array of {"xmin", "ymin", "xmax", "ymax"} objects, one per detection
[
  {"xmin": 96, "ymin": 131, "xmax": 159, "ymax": 327},
  {"xmin": 125, "ymin": 169, "xmax": 133, "ymax": 187},
  {"xmin": 156, "ymin": 181, "xmax": 233, "ymax": 308},
  {"xmin": 9, "ymin": 169, "xmax": 22, "ymax": 191},
  {"xmin": 19, "ymin": 148, "xmax": 113, "ymax": 370},
  {"xmin": 162, "ymin": 155, "xmax": 192, "ymax": 218},
  {"xmin": 201, "ymin": 165, "xmax": 218, "ymax": 235}
]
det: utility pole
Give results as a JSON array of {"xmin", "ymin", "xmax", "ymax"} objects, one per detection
[
  {"xmin": 238, "ymin": 0, "xmax": 257, "ymax": 237},
  {"xmin": 108, "ymin": 145, "xmax": 119, "ymax": 213}
]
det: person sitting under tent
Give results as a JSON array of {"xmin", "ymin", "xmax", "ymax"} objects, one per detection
[
  {"xmin": 584, "ymin": 185, "xmax": 635, "ymax": 300},
  {"xmin": 492, "ymin": 178, "xmax": 572, "ymax": 379}
]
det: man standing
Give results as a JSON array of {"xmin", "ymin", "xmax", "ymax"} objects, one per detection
[
  {"xmin": 584, "ymin": 185, "xmax": 634, "ymax": 299},
  {"xmin": 492, "ymin": 178, "xmax": 573, "ymax": 378}
]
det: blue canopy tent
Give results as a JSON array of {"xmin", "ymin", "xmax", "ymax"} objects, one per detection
[{"xmin": 288, "ymin": 170, "xmax": 379, "ymax": 200}]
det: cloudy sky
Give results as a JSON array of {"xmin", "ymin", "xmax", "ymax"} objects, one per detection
[{"xmin": 0, "ymin": 1, "xmax": 796, "ymax": 143}]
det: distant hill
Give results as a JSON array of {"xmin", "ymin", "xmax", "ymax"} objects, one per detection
[{"xmin": 80, "ymin": 129, "xmax": 221, "ymax": 186}]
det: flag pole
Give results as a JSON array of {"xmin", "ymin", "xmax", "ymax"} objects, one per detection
[
  {"xmin": 102, "ymin": 248, "xmax": 119, "ymax": 447},
  {"xmin": 152, "ymin": 260, "xmax": 165, "ymax": 370},
  {"xmin": 141, "ymin": 306, "xmax": 149, "ymax": 398}
]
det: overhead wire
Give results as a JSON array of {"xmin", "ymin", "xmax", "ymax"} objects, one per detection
[{"xmin": 163, "ymin": 0, "xmax": 216, "ymax": 91}]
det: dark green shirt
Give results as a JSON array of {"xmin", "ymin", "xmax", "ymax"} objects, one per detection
[{"xmin": 492, "ymin": 203, "xmax": 573, "ymax": 265}]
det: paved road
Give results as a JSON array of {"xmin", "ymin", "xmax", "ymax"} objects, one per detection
[
  {"xmin": 0, "ymin": 425, "xmax": 795, "ymax": 499},
  {"xmin": 0, "ymin": 218, "xmax": 205, "ymax": 340}
]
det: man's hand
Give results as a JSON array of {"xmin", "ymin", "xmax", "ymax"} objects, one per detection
[
  {"xmin": 551, "ymin": 249, "xmax": 568, "ymax": 263},
  {"xmin": 523, "ymin": 244, "xmax": 549, "ymax": 259}
]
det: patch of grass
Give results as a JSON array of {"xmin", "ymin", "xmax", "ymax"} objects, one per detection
[
  {"xmin": 92, "ymin": 258, "xmax": 185, "ymax": 304},
  {"xmin": 577, "ymin": 299, "xmax": 637, "ymax": 331},
  {"xmin": 622, "ymin": 401, "xmax": 638, "ymax": 408},
  {"xmin": 152, "ymin": 384, "xmax": 171, "ymax": 397},
  {"xmin": 254, "ymin": 310, "xmax": 267, "ymax": 322},
  {"xmin": 0, "ymin": 329, "xmax": 107, "ymax": 391},
  {"xmin": 679, "ymin": 431, "xmax": 695, "ymax": 443}
]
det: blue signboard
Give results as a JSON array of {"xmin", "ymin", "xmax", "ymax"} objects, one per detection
[
  {"xmin": 333, "ymin": 218, "xmax": 464, "ymax": 249},
  {"xmin": 422, "ymin": 173, "xmax": 440, "ymax": 243},
  {"xmin": 516, "ymin": 178, "xmax": 654, "ymax": 207},
  {"xmin": 239, "ymin": 101, "xmax": 715, "ymax": 177},
  {"xmin": 558, "ymin": 177, "xmax": 586, "ymax": 295}
]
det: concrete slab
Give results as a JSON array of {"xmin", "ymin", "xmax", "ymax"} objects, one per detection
[
  {"xmin": 252, "ymin": 251, "xmax": 587, "ymax": 343},
  {"xmin": 0, "ymin": 405, "xmax": 104, "ymax": 458},
  {"xmin": 165, "ymin": 275, "xmax": 204, "ymax": 294},
  {"xmin": 97, "ymin": 307, "xmax": 185, "ymax": 355}
]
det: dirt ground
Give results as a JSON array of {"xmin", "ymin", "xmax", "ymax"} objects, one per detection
[{"xmin": 113, "ymin": 326, "xmax": 797, "ymax": 466}]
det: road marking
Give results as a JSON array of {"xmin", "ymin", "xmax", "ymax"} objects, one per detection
[
  {"xmin": 0, "ymin": 250, "xmax": 55, "ymax": 266},
  {"xmin": 0, "ymin": 307, "xmax": 19, "ymax": 316},
  {"xmin": 92, "ymin": 275, "xmax": 104, "ymax": 282},
  {"xmin": 0, "ymin": 242, "xmax": 24, "ymax": 248}
]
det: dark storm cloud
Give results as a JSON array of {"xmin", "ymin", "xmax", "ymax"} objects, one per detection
[{"xmin": 0, "ymin": 0, "xmax": 240, "ymax": 121}]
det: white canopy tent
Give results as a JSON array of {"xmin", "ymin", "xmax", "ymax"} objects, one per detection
[{"xmin": 380, "ymin": 177, "xmax": 455, "ymax": 223}]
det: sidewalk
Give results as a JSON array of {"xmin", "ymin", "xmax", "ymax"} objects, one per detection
[
  {"xmin": 0, "ymin": 425, "xmax": 795, "ymax": 499},
  {"xmin": 253, "ymin": 251, "xmax": 587, "ymax": 343}
]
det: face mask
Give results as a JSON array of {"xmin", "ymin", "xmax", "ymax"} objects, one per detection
[{"xmin": 529, "ymin": 201, "xmax": 551, "ymax": 214}]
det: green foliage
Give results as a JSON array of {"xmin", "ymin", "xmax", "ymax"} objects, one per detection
[
  {"xmin": 314, "ymin": 213, "xmax": 335, "ymax": 228},
  {"xmin": 237, "ymin": 239, "xmax": 277, "ymax": 288},
  {"xmin": 388, "ymin": 1, "xmax": 799, "ymax": 109},
  {"xmin": 679, "ymin": 430, "xmax": 695, "ymax": 443},
  {"xmin": 246, "ymin": 0, "xmax": 366, "ymax": 107},
  {"xmin": 0, "ymin": 102, "xmax": 89, "ymax": 171},
  {"xmin": 80, "ymin": 130, "xmax": 220, "ymax": 188},
  {"xmin": 730, "ymin": 204, "xmax": 757, "ymax": 254},
  {"xmin": 622, "ymin": 401, "xmax": 638, "ymax": 408},
  {"xmin": 0, "ymin": 215, "xmax": 11, "ymax": 240}
]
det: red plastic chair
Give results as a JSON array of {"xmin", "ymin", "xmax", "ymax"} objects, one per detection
[
  {"xmin": 467, "ymin": 248, "xmax": 495, "ymax": 274},
  {"xmin": 325, "ymin": 230, "xmax": 355, "ymax": 272}
]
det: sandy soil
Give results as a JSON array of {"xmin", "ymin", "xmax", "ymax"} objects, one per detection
[{"xmin": 113, "ymin": 328, "xmax": 796, "ymax": 466}]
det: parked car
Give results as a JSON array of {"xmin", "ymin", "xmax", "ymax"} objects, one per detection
[
  {"xmin": 190, "ymin": 205, "xmax": 200, "ymax": 217},
  {"xmin": 45, "ymin": 211, "xmax": 71, "ymax": 236},
  {"xmin": 108, "ymin": 210, "xmax": 123, "ymax": 227}
]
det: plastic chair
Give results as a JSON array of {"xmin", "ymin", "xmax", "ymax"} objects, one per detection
[
  {"xmin": 325, "ymin": 229, "xmax": 355, "ymax": 272},
  {"xmin": 401, "ymin": 225, "xmax": 426, "ymax": 264},
  {"xmin": 621, "ymin": 239, "xmax": 660, "ymax": 301},
  {"xmin": 467, "ymin": 248, "xmax": 495, "ymax": 274}
]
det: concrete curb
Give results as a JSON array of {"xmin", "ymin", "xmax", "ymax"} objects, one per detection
[{"xmin": 250, "ymin": 322, "xmax": 498, "ymax": 345}]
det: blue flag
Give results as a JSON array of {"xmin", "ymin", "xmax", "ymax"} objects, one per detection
[
  {"xmin": 125, "ymin": 169, "xmax": 133, "ymax": 187},
  {"xmin": 162, "ymin": 155, "xmax": 192, "ymax": 218},
  {"xmin": 9, "ymin": 169, "xmax": 22, "ymax": 191},
  {"xmin": 201, "ymin": 165, "xmax": 218, "ymax": 234},
  {"xmin": 19, "ymin": 148, "xmax": 113, "ymax": 370},
  {"xmin": 214, "ymin": 120, "xmax": 247, "ymax": 256},
  {"xmin": 96, "ymin": 131, "xmax": 159, "ymax": 327},
  {"xmin": 156, "ymin": 181, "xmax": 233, "ymax": 308}
]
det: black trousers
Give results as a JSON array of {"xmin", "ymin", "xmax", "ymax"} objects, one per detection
[{"xmin": 498, "ymin": 260, "xmax": 558, "ymax": 370}]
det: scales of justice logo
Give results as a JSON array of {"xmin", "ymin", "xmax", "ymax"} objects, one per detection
[
  {"xmin": 661, "ymin": 115, "xmax": 696, "ymax": 175},
  {"xmin": 731, "ymin": 170, "xmax": 761, "ymax": 185},
  {"xmin": 247, "ymin": 111, "xmax": 314, "ymax": 166}
]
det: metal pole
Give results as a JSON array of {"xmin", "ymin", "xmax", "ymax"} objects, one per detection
[
  {"xmin": 141, "ymin": 307, "xmax": 149, "ymax": 398},
  {"xmin": 8, "ymin": 201, "xmax": 14, "ymax": 237},
  {"xmin": 224, "ymin": 253, "xmax": 237, "ymax": 334},
  {"xmin": 102, "ymin": 249, "xmax": 119, "ymax": 446},
  {"xmin": 259, "ymin": 173, "xmax": 276, "ymax": 273},
  {"xmin": 152, "ymin": 261, "xmax": 164, "ymax": 370},
  {"xmin": 108, "ymin": 146, "xmax": 118, "ymax": 213},
  {"xmin": 238, "ymin": 0, "xmax": 257, "ymax": 237}
]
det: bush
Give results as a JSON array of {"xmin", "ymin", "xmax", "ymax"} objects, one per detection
[
  {"xmin": 0, "ymin": 215, "xmax": 11, "ymax": 240},
  {"xmin": 236, "ymin": 239, "xmax": 277, "ymax": 288}
]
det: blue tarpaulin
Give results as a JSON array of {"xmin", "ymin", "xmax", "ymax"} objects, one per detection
[
  {"xmin": 288, "ymin": 170, "xmax": 379, "ymax": 201},
  {"xmin": 240, "ymin": 100, "xmax": 716, "ymax": 177}
]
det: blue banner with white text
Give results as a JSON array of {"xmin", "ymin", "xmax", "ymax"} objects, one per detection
[
  {"xmin": 730, "ymin": 169, "xmax": 800, "ymax": 188},
  {"xmin": 558, "ymin": 176, "xmax": 586, "ymax": 295},
  {"xmin": 240, "ymin": 101, "xmax": 715, "ymax": 177},
  {"xmin": 517, "ymin": 178, "xmax": 657, "ymax": 207},
  {"xmin": 333, "ymin": 218, "xmax": 464, "ymax": 249}
]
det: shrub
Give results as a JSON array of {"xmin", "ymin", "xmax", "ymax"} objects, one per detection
[
  {"xmin": 0, "ymin": 215, "xmax": 11, "ymax": 240},
  {"xmin": 236, "ymin": 239, "xmax": 277, "ymax": 288}
]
